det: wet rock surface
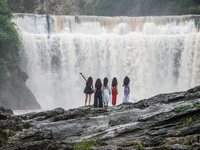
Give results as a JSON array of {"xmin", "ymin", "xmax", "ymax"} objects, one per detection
[{"xmin": 1, "ymin": 86, "xmax": 200, "ymax": 149}]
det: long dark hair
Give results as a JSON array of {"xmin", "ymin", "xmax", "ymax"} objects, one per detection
[
  {"xmin": 103, "ymin": 77, "xmax": 108, "ymax": 87},
  {"xmin": 112, "ymin": 77, "xmax": 117, "ymax": 87},
  {"xmin": 124, "ymin": 76, "xmax": 130, "ymax": 86},
  {"xmin": 95, "ymin": 78, "xmax": 102, "ymax": 90},
  {"xmin": 87, "ymin": 77, "xmax": 93, "ymax": 86}
]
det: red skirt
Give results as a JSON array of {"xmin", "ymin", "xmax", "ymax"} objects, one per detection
[{"xmin": 112, "ymin": 88, "xmax": 117, "ymax": 105}]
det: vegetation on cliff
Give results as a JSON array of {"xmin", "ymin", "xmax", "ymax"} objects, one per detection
[
  {"xmin": 0, "ymin": 0, "xmax": 20, "ymax": 83},
  {"xmin": 6, "ymin": 0, "xmax": 200, "ymax": 16},
  {"xmin": 85, "ymin": 0, "xmax": 200, "ymax": 16}
]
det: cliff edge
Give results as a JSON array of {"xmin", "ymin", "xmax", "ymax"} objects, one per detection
[{"xmin": 1, "ymin": 86, "xmax": 200, "ymax": 149}]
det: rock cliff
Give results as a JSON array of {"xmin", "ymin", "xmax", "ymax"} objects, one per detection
[
  {"xmin": 1, "ymin": 86, "xmax": 200, "ymax": 149},
  {"xmin": 6, "ymin": 0, "xmax": 92, "ymax": 15},
  {"xmin": 0, "ymin": 67, "xmax": 41, "ymax": 110},
  {"xmin": 0, "ymin": 0, "xmax": 41, "ymax": 111}
]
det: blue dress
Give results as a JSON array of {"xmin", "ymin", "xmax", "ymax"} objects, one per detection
[{"xmin": 103, "ymin": 86, "xmax": 111, "ymax": 103}]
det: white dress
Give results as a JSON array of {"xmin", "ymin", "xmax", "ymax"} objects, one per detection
[{"xmin": 103, "ymin": 86, "xmax": 111, "ymax": 103}]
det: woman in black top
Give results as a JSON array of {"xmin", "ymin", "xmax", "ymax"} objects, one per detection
[
  {"xmin": 94, "ymin": 78, "xmax": 103, "ymax": 108},
  {"xmin": 80, "ymin": 73, "xmax": 94, "ymax": 106}
]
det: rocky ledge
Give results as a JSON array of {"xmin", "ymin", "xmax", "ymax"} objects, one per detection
[{"xmin": 1, "ymin": 86, "xmax": 200, "ymax": 150}]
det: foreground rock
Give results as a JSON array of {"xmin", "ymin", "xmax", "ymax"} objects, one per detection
[{"xmin": 1, "ymin": 86, "xmax": 200, "ymax": 149}]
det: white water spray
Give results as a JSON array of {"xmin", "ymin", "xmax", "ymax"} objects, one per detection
[{"xmin": 12, "ymin": 14, "xmax": 200, "ymax": 110}]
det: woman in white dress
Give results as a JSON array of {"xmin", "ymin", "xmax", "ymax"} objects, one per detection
[{"xmin": 103, "ymin": 77, "xmax": 111, "ymax": 107}]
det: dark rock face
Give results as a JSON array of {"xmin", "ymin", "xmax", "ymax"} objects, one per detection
[
  {"xmin": 1, "ymin": 86, "xmax": 200, "ymax": 149},
  {"xmin": 0, "ymin": 83, "xmax": 41, "ymax": 110},
  {"xmin": 0, "ymin": 68, "xmax": 41, "ymax": 110},
  {"xmin": 0, "ymin": 106, "xmax": 13, "ymax": 115}
]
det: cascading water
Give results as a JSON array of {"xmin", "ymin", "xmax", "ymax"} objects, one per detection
[{"xmin": 12, "ymin": 14, "xmax": 200, "ymax": 110}]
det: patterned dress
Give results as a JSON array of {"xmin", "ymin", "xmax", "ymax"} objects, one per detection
[{"xmin": 123, "ymin": 85, "xmax": 129, "ymax": 103}]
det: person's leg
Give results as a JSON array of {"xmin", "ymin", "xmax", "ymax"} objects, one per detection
[
  {"xmin": 103, "ymin": 94, "xmax": 105, "ymax": 107},
  {"xmin": 99, "ymin": 91, "xmax": 103, "ymax": 108},
  {"xmin": 94, "ymin": 92, "xmax": 97, "ymax": 108},
  {"xmin": 85, "ymin": 94, "xmax": 88, "ymax": 106},
  {"xmin": 113, "ymin": 94, "xmax": 116, "ymax": 106},
  {"xmin": 89, "ymin": 94, "xmax": 91, "ymax": 106},
  {"xmin": 112, "ymin": 94, "xmax": 116, "ymax": 106}
]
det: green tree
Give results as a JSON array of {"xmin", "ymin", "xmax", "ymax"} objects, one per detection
[{"xmin": 0, "ymin": 0, "xmax": 20, "ymax": 83}]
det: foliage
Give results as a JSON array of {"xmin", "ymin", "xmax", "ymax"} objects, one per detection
[
  {"xmin": 3, "ymin": 130, "xmax": 9, "ymax": 136},
  {"xmin": 24, "ymin": 0, "xmax": 34, "ymax": 10},
  {"xmin": 137, "ymin": 142, "xmax": 143, "ymax": 150},
  {"xmin": 184, "ymin": 92, "xmax": 200, "ymax": 99},
  {"xmin": 0, "ymin": 0, "xmax": 20, "ymax": 83},
  {"xmin": 38, "ymin": 9, "xmax": 44, "ymax": 14},
  {"xmin": 2, "ymin": 130, "xmax": 17, "ymax": 138},
  {"xmin": 5, "ymin": 0, "xmax": 200, "ymax": 16},
  {"xmin": 174, "ymin": 105, "xmax": 191, "ymax": 112},
  {"xmin": 23, "ymin": 121, "xmax": 32, "ymax": 128},
  {"xmin": 0, "ymin": 0, "xmax": 12, "ymax": 18},
  {"xmin": 182, "ymin": 140, "xmax": 189, "ymax": 145},
  {"xmin": 179, "ymin": 114, "xmax": 200, "ymax": 127},
  {"xmin": 0, "ymin": 0, "xmax": 20, "ymax": 58},
  {"xmin": 179, "ymin": 117, "xmax": 193, "ymax": 127},
  {"xmin": 84, "ymin": 0, "xmax": 135, "ymax": 16},
  {"xmin": 6, "ymin": 0, "xmax": 35, "ymax": 13},
  {"xmin": 195, "ymin": 102, "xmax": 200, "ymax": 108},
  {"xmin": 58, "ymin": 116, "xmax": 66, "ymax": 120},
  {"xmin": 0, "ymin": 58, "xmax": 8, "ymax": 83},
  {"xmin": 84, "ymin": 0, "xmax": 200, "ymax": 16},
  {"xmin": 73, "ymin": 139, "xmax": 95, "ymax": 150}
]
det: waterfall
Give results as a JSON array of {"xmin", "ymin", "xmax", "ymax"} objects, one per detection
[{"xmin": 12, "ymin": 14, "xmax": 200, "ymax": 110}]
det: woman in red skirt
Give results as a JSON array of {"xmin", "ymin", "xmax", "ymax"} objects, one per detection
[{"xmin": 111, "ymin": 77, "xmax": 118, "ymax": 106}]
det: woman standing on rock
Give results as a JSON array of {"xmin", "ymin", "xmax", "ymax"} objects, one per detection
[
  {"xmin": 94, "ymin": 78, "xmax": 103, "ymax": 108},
  {"xmin": 103, "ymin": 77, "xmax": 111, "ymax": 107},
  {"xmin": 122, "ymin": 76, "xmax": 130, "ymax": 103},
  {"xmin": 80, "ymin": 73, "xmax": 94, "ymax": 106},
  {"xmin": 111, "ymin": 77, "xmax": 118, "ymax": 106}
]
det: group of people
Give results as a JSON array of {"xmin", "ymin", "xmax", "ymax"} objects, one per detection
[{"xmin": 80, "ymin": 73, "xmax": 130, "ymax": 108}]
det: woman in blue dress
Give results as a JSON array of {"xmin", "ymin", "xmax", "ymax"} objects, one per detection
[{"xmin": 103, "ymin": 77, "xmax": 111, "ymax": 107}]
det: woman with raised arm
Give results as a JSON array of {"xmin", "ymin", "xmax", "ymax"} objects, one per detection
[{"xmin": 80, "ymin": 73, "xmax": 94, "ymax": 106}]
